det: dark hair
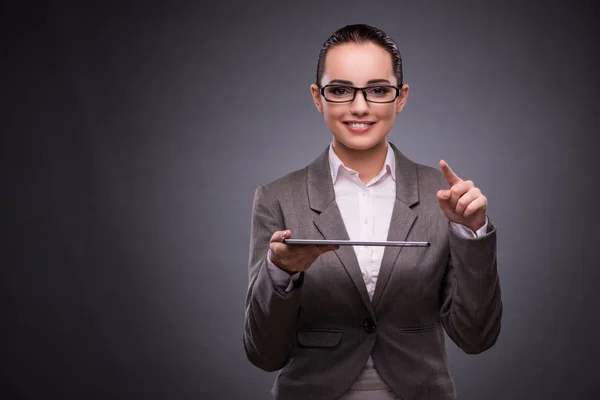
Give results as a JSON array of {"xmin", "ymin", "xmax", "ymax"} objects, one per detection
[{"xmin": 316, "ymin": 24, "xmax": 403, "ymax": 87}]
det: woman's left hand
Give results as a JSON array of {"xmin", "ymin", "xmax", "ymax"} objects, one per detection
[{"xmin": 437, "ymin": 160, "xmax": 487, "ymax": 233}]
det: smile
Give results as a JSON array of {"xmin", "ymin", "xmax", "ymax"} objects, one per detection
[
  {"xmin": 344, "ymin": 122, "xmax": 375, "ymax": 132},
  {"xmin": 346, "ymin": 122, "xmax": 373, "ymax": 128}
]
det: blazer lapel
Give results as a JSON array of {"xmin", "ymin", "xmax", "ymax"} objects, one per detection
[
  {"xmin": 371, "ymin": 143, "xmax": 420, "ymax": 311},
  {"xmin": 307, "ymin": 146, "xmax": 375, "ymax": 317}
]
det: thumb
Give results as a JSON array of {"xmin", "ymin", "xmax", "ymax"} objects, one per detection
[
  {"xmin": 437, "ymin": 189, "xmax": 451, "ymax": 201},
  {"xmin": 437, "ymin": 190, "xmax": 452, "ymax": 212},
  {"xmin": 270, "ymin": 229, "xmax": 292, "ymax": 243}
]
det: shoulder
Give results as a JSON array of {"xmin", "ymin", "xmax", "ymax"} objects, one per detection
[
  {"xmin": 256, "ymin": 145, "xmax": 329, "ymax": 199},
  {"xmin": 258, "ymin": 167, "xmax": 308, "ymax": 198},
  {"xmin": 250, "ymin": 167, "xmax": 309, "ymax": 219}
]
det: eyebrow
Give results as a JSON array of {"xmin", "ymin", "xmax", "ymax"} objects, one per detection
[{"xmin": 328, "ymin": 79, "xmax": 392, "ymax": 85}]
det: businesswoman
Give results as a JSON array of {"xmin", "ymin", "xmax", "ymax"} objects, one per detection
[{"xmin": 243, "ymin": 24, "xmax": 502, "ymax": 400}]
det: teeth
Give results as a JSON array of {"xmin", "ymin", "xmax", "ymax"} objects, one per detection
[{"xmin": 349, "ymin": 123, "xmax": 371, "ymax": 129}]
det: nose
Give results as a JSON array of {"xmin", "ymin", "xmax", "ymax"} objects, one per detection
[{"xmin": 349, "ymin": 89, "xmax": 369, "ymax": 115}]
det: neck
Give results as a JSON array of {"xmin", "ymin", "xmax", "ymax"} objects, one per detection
[{"xmin": 332, "ymin": 139, "xmax": 389, "ymax": 184}]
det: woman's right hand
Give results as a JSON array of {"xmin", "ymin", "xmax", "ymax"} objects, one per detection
[{"xmin": 269, "ymin": 230, "xmax": 339, "ymax": 274}]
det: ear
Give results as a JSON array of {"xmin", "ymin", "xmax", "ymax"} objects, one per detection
[
  {"xmin": 395, "ymin": 84, "xmax": 409, "ymax": 114},
  {"xmin": 310, "ymin": 84, "xmax": 324, "ymax": 114}
]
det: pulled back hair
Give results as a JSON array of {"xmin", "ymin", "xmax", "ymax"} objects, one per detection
[{"xmin": 316, "ymin": 24, "xmax": 403, "ymax": 87}]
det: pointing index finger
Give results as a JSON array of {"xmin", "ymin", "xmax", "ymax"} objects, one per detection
[{"xmin": 440, "ymin": 160, "xmax": 462, "ymax": 186}]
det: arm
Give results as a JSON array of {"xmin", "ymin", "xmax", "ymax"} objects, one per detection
[
  {"xmin": 243, "ymin": 185, "xmax": 303, "ymax": 371},
  {"xmin": 436, "ymin": 161, "xmax": 502, "ymax": 354},
  {"xmin": 440, "ymin": 220, "xmax": 502, "ymax": 354}
]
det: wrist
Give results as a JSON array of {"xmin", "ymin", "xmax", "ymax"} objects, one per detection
[
  {"xmin": 268, "ymin": 251, "xmax": 294, "ymax": 275},
  {"xmin": 466, "ymin": 217, "xmax": 487, "ymax": 234}
]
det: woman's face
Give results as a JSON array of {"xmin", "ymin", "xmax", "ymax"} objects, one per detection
[{"xmin": 311, "ymin": 42, "xmax": 408, "ymax": 153}]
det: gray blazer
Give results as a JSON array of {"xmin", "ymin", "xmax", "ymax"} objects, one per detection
[{"xmin": 243, "ymin": 142, "xmax": 502, "ymax": 400}]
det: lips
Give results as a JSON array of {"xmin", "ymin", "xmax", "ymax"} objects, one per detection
[
  {"xmin": 344, "ymin": 121, "xmax": 375, "ymax": 127},
  {"xmin": 343, "ymin": 121, "xmax": 376, "ymax": 133}
]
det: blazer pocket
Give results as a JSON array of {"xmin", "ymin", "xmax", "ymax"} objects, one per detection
[
  {"xmin": 297, "ymin": 329, "xmax": 343, "ymax": 348},
  {"xmin": 395, "ymin": 324, "xmax": 438, "ymax": 333}
]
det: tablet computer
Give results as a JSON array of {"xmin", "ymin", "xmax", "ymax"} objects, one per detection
[{"xmin": 281, "ymin": 239, "xmax": 430, "ymax": 247}]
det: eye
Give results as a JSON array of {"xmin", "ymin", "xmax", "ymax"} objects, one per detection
[
  {"xmin": 367, "ymin": 86, "xmax": 392, "ymax": 96},
  {"xmin": 329, "ymin": 86, "xmax": 352, "ymax": 96}
]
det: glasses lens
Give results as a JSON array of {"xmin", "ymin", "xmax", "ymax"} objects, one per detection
[
  {"xmin": 323, "ymin": 86, "xmax": 354, "ymax": 102},
  {"xmin": 365, "ymin": 86, "xmax": 397, "ymax": 102}
]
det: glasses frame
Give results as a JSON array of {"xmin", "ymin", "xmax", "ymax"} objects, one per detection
[{"xmin": 319, "ymin": 84, "xmax": 402, "ymax": 104}]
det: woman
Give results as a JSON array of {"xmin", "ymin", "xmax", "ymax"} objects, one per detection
[{"xmin": 243, "ymin": 24, "xmax": 502, "ymax": 400}]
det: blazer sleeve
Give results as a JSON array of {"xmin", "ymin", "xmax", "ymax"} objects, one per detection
[
  {"xmin": 243, "ymin": 185, "xmax": 303, "ymax": 371},
  {"xmin": 439, "ymin": 221, "xmax": 503, "ymax": 354}
]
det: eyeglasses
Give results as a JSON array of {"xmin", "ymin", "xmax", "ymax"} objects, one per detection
[{"xmin": 319, "ymin": 85, "xmax": 401, "ymax": 103}]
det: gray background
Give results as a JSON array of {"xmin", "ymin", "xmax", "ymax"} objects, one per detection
[{"xmin": 6, "ymin": 1, "xmax": 599, "ymax": 399}]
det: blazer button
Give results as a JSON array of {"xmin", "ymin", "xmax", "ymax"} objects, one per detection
[{"xmin": 363, "ymin": 318, "xmax": 376, "ymax": 333}]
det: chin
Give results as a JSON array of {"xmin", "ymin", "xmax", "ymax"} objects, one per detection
[{"xmin": 334, "ymin": 134, "xmax": 387, "ymax": 152}]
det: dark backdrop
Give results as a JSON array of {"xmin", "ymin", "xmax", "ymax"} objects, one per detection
[{"xmin": 6, "ymin": 1, "xmax": 599, "ymax": 399}]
